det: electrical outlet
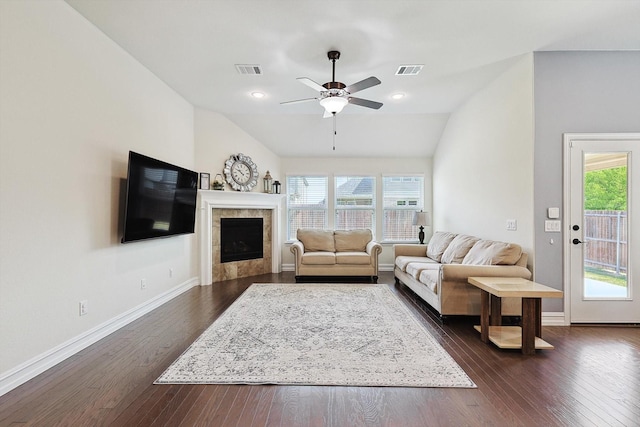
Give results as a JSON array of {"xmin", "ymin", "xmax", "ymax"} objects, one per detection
[
  {"xmin": 506, "ymin": 219, "xmax": 517, "ymax": 231},
  {"xmin": 140, "ymin": 279, "xmax": 147, "ymax": 290},
  {"xmin": 79, "ymin": 300, "xmax": 88, "ymax": 316}
]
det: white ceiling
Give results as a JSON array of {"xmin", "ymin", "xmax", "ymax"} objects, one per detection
[{"xmin": 65, "ymin": 0, "xmax": 640, "ymax": 157}]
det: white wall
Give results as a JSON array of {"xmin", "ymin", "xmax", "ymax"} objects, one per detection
[
  {"xmin": 0, "ymin": 0, "xmax": 197, "ymax": 389},
  {"xmin": 279, "ymin": 157, "xmax": 433, "ymax": 268},
  {"xmin": 432, "ymin": 54, "xmax": 534, "ymax": 260},
  {"xmin": 194, "ymin": 108, "xmax": 281, "ymax": 191}
]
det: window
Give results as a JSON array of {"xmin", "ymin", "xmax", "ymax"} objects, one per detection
[
  {"xmin": 335, "ymin": 176, "xmax": 375, "ymax": 231},
  {"xmin": 382, "ymin": 176, "xmax": 424, "ymax": 241},
  {"xmin": 286, "ymin": 176, "xmax": 328, "ymax": 240}
]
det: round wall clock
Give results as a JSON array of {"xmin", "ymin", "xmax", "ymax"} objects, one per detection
[{"xmin": 223, "ymin": 153, "xmax": 259, "ymax": 192}]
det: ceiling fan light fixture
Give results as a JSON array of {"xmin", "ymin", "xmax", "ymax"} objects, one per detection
[{"xmin": 319, "ymin": 96, "xmax": 348, "ymax": 114}]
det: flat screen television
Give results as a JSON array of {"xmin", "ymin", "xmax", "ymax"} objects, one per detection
[{"xmin": 121, "ymin": 151, "xmax": 198, "ymax": 243}]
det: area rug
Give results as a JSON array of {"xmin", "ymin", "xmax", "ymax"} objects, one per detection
[{"xmin": 155, "ymin": 284, "xmax": 476, "ymax": 388}]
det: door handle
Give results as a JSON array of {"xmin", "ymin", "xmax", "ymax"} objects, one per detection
[{"xmin": 572, "ymin": 238, "xmax": 583, "ymax": 245}]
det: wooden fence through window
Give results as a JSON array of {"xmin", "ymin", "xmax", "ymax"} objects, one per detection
[{"xmin": 584, "ymin": 210, "xmax": 627, "ymax": 275}]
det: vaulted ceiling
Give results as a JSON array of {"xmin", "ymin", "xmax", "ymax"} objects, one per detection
[{"xmin": 65, "ymin": 0, "xmax": 640, "ymax": 157}]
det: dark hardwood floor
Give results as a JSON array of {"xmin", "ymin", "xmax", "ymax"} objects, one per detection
[{"xmin": 1, "ymin": 272, "xmax": 639, "ymax": 426}]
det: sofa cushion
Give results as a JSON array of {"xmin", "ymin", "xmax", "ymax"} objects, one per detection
[
  {"xmin": 441, "ymin": 234, "xmax": 480, "ymax": 264},
  {"xmin": 334, "ymin": 229, "xmax": 372, "ymax": 252},
  {"xmin": 395, "ymin": 256, "xmax": 438, "ymax": 272},
  {"xmin": 405, "ymin": 262, "xmax": 441, "ymax": 280},
  {"xmin": 418, "ymin": 269, "xmax": 439, "ymax": 294},
  {"xmin": 297, "ymin": 229, "xmax": 335, "ymax": 252},
  {"xmin": 301, "ymin": 252, "xmax": 336, "ymax": 265},
  {"xmin": 462, "ymin": 240, "xmax": 523, "ymax": 265},
  {"xmin": 426, "ymin": 231, "xmax": 457, "ymax": 262},
  {"xmin": 336, "ymin": 252, "xmax": 371, "ymax": 265}
]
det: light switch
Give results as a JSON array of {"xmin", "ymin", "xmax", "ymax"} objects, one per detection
[
  {"xmin": 506, "ymin": 219, "xmax": 517, "ymax": 231},
  {"xmin": 545, "ymin": 220, "xmax": 561, "ymax": 232},
  {"xmin": 548, "ymin": 207, "xmax": 560, "ymax": 219}
]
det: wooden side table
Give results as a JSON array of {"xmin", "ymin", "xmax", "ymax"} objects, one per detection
[{"xmin": 468, "ymin": 277, "xmax": 563, "ymax": 355}]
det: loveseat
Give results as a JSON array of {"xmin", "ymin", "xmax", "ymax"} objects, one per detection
[
  {"xmin": 290, "ymin": 229, "xmax": 382, "ymax": 283},
  {"xmin": 394, "ymin": 231, "xmax": 531, "ymax": 318}
]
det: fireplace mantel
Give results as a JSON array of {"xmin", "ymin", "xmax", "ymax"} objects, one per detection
[{"xmin": 198, "ymin": 190, "xmax": 285, "ymax": 285}]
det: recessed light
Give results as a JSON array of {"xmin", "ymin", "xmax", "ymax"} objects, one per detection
[
  {"xmin": 251, "ymin": 91, "xmax": 265, "ymax": 99},
  {"xmin": 391, "ymin": 93, "xmax": 405, "ymax": 100}
]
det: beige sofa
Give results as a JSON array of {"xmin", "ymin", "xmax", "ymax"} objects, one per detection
[
  {"xmin": 290, "ymin": 229, "xmax": 382, "ymax": 283},
  {"xmin": 394, "ymin": 231, "xmax": 532, "ymax": 318}
]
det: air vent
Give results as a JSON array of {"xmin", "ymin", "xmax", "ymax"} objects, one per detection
[
  {"xmin": 235, "ymin": 64, "xmax": 263, "ymax": 75},
  {"xmin": 395, "ymin": 65, "xmax": 423, "ymax": 76}
]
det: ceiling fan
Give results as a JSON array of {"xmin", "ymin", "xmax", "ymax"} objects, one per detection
[{"xmin": 281, "ymin": 50, "xmax": 383, "ymax": 118}]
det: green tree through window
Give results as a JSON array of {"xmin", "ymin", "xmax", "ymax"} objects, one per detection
[{"xmin": 584, "ymin": 166, "xmax": 627, "ymax": 210}]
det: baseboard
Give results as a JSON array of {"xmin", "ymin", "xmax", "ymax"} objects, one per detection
[
  {"xmin": 281, "ymin": 263, "xmax": 295, "ymax": 272},
  {"xmin": 542, "ymin": 312, "xmax": 567, "ymax": 326},
  {"xmin": 0, "ymin": 277, "xmax": 199, "ymax": 397}
]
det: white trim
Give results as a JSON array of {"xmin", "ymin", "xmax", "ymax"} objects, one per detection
[
  {"xmin": 542, "ymin": 312, "xmax": 566, "ymax": 326},
  {"xmin": 281, "ymin": 263, "xmax": 295, "ymax": 272},
  {"xmin": 0, "ymin": 277, "xmax": 198, "ymax": 397},
  {"xmin": 379, "ymin": 263, "xmax": 395, "ymax": 272},
  {"xmin": 563, "ymin": 134, "xmax": 573, "ymax": 324},
  {"xmin": 563, "ymin": 132, "xmax": 640, "ymax": 324},
  {"xmin": 198, "ymin": 191, "xmax": 285, "ymax": 286}
]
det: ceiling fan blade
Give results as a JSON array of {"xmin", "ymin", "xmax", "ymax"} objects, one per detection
[
  {"xmin": 280, "ymin": 97, "xmax": 318, "ymax": 105},
  {"xmin": 345, "ymin": 76, "xmax": 381, "ymax": 94},
  {"xmin": 297, "ymin": 77, "xmax": 326, "ymax": 92},
  {"xmin": 348, "ymin": 96, "xmax": 383, "ymax": 110}
]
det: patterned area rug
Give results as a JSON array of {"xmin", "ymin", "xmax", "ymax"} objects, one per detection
[{"xmin": 155, "ymin": 284, "xmax": 476, "ymax": 388}]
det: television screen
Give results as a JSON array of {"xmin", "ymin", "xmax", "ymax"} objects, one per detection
[{"xmin": 121, "ymin": 151, "xmax": 198, "ymax": 243}]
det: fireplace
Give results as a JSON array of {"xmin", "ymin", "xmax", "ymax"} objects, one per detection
[
  {"xmin": 220, "ymin": 218, "xmax": 264, "ymax": 263},
  {"xmin": 198, "ymin": 191, "xmax": 284, "ymax": 285}
]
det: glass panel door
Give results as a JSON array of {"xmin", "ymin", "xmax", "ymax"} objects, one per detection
[
  {"xmin": 567, "ymin": 134, "xmax": 639, "ymax": 323},
  {"xmin": 582, "ymin": 153, "xmax": 628, "ymax": 299}
]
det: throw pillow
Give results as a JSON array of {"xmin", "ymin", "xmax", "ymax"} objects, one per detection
[
  {"xmin": 334, "ymin": 229, "xmax": 372, "ymax": 252},
  {"xmin": 297, "ymin": 229, "xmax": 335, "ymax": 252},
  {"xmin": 462, "ymin": 240, "xmax": 523, "ymax": 265},
  {"xmin": 440, "ymin": 234, "xmax": 480, "ymax": 264},
  {"xmin": 426, "ymin": 231, "xmax": 457, "ymax": 262}
]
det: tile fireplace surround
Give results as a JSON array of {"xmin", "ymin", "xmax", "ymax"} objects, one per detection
[{"xmin": 198, "ymin": 191, "xmax": 285, "ymax": 285}]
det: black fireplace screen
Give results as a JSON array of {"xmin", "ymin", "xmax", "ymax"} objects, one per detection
[{"xmin": 220, "ymin": 218, "xmax": 264, "ymax": 263}]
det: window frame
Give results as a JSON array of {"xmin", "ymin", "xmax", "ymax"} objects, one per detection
[
  {"xmin": 285, "ymin": 174, "xmax": 426, "ymax": 243},
  {"xmin": 286, "ymin": 175, "xmax": 329, "ymax": 241},
  {"xmin": 381, "ymin": 174, "xmax": 425, "ymax": 243},
  {"xmin": 334, "ymin": 175, "xmax": 376, "ymax": 234}
]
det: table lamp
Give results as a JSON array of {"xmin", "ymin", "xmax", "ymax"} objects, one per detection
[{"xmin": 412, "ymin": 210, "xmax": 430, "ymax": 244}]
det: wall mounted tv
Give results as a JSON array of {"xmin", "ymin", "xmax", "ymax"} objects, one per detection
[{"xmin": 121, "ymin": 151, "xmax": 198, "ymax": 243}]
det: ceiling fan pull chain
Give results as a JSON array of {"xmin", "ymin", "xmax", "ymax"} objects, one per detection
[{"xmin": 333, "ymin": 113, "xmax": 337, "ymax": 151}]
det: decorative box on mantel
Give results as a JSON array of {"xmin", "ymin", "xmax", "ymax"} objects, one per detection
[{"xmin": 198, "ymin": 190, "xmax": 285, "ymax": 285}]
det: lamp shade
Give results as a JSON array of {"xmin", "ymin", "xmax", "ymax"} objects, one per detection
[
  {"xmin": 319, "ymin": 96, "xmax": 348, "ymax": 114},
  {"xmin": 412, "ymin": 211, "xmax": 430, "ymax": 226}
]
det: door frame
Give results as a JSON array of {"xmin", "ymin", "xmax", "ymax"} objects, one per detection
[{"xmin": 563, "ymin": 132, "xmax": 640, "ymax": 323}]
